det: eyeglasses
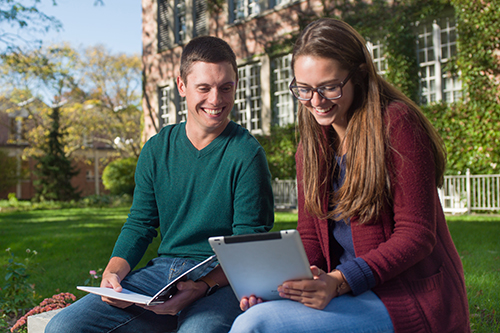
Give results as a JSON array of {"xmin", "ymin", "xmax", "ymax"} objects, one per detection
[{"xmin": 289, "ymin": 68, "xmax": 357, "ymax": 101}]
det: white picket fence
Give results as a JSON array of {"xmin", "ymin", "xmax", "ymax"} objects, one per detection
[
  {"xmin": 438, "ymin": 170, "xmax": 500, "ymax": 214},
  {"xmin": 272, "ymin": 170, "xmax": 500, "ymax": 214}
]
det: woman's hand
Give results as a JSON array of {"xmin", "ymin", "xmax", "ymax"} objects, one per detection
[
  {"xmin": 277, "ymin": 266, "xmax": 350, "ymax": 310},
  {"xmin": 239, "ymin": 295, "xmax": 263, "ymax": 311}
]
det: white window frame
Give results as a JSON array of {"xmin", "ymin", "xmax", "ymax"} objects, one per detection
[
  {"xmin": 177, "ymin": 93, "xmax": 188, "ymax": 123},
  {"xmin": 159, "ymin": 86, "xmax": 171, "ymax": 127},
  {"xmin": 417, "ymin": 15, "xmax": 461, "ymax": 105},
  {"xmin": 234, "ymin": 62, "xmax": 262, "ymax": 134},
  {"xmin": 271, "ymin": 54, "xmax": 296, "ymax": 126},
  {"xmin": 230, "ymin": 0, "xmax": 265, "ymax": 22},
  {"xmin": 175, "ymin": 0, "xmax": 187, "ymax": 44},
  {"xmin": 367, "ymin": 40, "xmax": 388, "ymax": 77}
]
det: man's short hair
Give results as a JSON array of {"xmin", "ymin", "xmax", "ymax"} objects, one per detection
[{"xmin": 180, "ymin": 36, "xmax": 238, "ymax": 83}]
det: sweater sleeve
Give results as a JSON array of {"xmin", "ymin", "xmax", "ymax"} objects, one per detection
[
  {"xmin": 336, "ymin": 258, "xmax": 376, "ymax": 295},
  {"xmin": 231, "ymin": 146, "xmax": 274, "ymax": 235},
  {"xmin": 111, "ymin": 139, "xmax": 159, "ymax": 269}
]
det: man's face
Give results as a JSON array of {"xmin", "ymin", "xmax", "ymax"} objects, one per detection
[{"xmin": 177, "ymin": 61, "xmax": 237, "ymax": 136}]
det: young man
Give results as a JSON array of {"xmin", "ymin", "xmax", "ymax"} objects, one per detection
[{"xmin": 45, "ymin": 36, "xmax": 274, "ymax": 333}]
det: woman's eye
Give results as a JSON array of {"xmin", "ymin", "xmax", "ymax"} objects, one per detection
[{"xmin": 322, "ymin": 85, "xmax": 339, "ymax": 92}]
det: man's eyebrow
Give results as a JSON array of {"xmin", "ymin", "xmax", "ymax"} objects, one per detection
[{"xmin": 194, "ymin": 81, "xmax": 236, "ymax": 87}]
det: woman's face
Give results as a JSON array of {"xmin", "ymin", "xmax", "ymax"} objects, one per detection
[{"xmin": 293, "ymin": 56, "xmax": 355, "ymax": 133}]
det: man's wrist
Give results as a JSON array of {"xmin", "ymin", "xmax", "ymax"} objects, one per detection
[{"xmin": 196, "ymin": 275, "xmax": 220, "ymax": 296}]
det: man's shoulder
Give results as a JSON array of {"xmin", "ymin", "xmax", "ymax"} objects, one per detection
[
  {"xmin": 146, "ymin": 123, "xmax": 184, "ymax": 147},
  {"xmin": 225, "ymin": 121, "xmax": 262, "ymax": 149}
]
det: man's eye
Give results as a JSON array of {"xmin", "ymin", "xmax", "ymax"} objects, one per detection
[
  {"xmin": 221, "ymin": 86, "xmax": 233, "ymax": 93},
  {"xmin": 198, "ymin": 88, "xmax": 210, "ymax": 92}
]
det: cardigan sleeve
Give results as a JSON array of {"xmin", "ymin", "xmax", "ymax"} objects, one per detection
[{"xmin": 354, "ymin": 102, "xmax": 440, "ymax": 284}]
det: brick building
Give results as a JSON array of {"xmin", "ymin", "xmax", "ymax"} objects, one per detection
[{"xmin": 141, "ymin": 0, "xmax": 462, "ymax": 140}]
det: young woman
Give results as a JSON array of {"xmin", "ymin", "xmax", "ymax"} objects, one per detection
[{"xmin": 229, "ymin": 18, "xmax": 470, "ymax": 333}]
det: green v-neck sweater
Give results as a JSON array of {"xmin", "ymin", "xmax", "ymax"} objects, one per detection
[{"xmin": 112, "ymin": 121, "xmax": 274, "ymax": 269}]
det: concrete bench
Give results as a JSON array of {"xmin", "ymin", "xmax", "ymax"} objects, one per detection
[{"xmin": 27, "ymin": 308, "xmax": 63, "ymax": 333}]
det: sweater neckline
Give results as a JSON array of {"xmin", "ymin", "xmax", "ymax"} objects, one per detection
[{"xmin": 181, "ymin": 121, "xmax": 236, "ymax": 158}]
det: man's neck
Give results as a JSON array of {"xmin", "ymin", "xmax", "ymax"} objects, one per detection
[{"xmin": 185, "ymin": 119, "xmax": 230, "ymax": 150}]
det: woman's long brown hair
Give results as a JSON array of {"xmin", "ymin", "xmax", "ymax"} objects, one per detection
[{"xmin": 293, "ymin": 18, "xmax": 447, "ymax": 223}]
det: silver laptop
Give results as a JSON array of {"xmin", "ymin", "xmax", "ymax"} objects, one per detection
[{"xmin": 209, "ymin": 229, "xmax": 313, "ymax": 301}]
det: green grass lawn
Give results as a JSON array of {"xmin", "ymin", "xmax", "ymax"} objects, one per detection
[{"xmin": 0, "ymin": 209, "xmax": 499, "ymax": 332}]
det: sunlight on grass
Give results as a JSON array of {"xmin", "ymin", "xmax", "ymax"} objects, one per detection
[{"xmin": 69, "ymin": 223, "xmax": 112, "ymax": 228}]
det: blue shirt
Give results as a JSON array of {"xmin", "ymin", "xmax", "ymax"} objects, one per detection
[{"xmin": 331, "ymin": 155, "xmax": 376, "ymax": 295}]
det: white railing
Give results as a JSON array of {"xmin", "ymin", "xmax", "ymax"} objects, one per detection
[
  {"xmin": 272, "ymin": 179, "xmax": 297, "ymax": 209},
  {"xmin": 273, "ymin": 171, "xmax": 500, "ymax": 214},
  {"xmin": 438, "ymin": 170, "xmax": 500, "ymax": 214}
]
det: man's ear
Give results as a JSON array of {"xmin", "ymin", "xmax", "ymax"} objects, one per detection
[{"xmin": 177, "ymin": 76, "xmax": 186, "ymax": 97}]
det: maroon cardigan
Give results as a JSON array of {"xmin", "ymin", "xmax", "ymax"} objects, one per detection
[{"xmin": 296, "ymin": 102, "xmax": 470, "ymax": 332}]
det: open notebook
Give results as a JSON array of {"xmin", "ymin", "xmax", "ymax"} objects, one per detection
[{"xmin": 77, "ymin": 255, "xmax": 216, "ymax": 306}]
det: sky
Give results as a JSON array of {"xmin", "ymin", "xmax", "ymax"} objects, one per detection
[{"xmin": 31, "ymin": 0, "xmax": 142, "ymax": 55}]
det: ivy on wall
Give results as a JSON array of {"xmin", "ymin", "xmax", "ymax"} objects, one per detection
[{"xmin": 448, "ymin": 0, "xmax": 499, "ymax": 174}]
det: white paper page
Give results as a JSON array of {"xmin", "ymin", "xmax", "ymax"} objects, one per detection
[
  {"xmin": 77, "ymin": 286, "xmax": 153, "ymax": 305},
  {"xmin": 77, "ymin": 254, "xmax": 217, "ymax": 305}
]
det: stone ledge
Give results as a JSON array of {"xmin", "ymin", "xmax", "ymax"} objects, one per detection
[{"xmin": 27, "ymin": 308, "xmax": 63, "ymax": 333}]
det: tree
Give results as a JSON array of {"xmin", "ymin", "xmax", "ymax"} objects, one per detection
[
  {"xmin": 0, "ymin": 43, "xmax": 142, "ymax": 157},
  {"xmin": 69, "ymin": 45, "xmax": 143, "ymax": 159},
  {"xmin": 33, "ymin": 104, "xmax": 80, "ymax": 201}
]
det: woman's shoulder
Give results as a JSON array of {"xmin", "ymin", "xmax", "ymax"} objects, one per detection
[
  {"xmin": 384, "ymin": 100, "xmax": 414, "ymax": 120},
  {"xmin": 383, "ymin": 101, "xmax": 422, "ymax": 131}
]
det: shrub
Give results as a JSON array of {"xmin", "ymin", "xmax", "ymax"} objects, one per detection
[
  {"xmin": 255, "ymin": 124, "xmax": 298, "ymax": 180},
  {"xmin": 102, "ymin": 157, "xmax": 137, "ymax": 195}
]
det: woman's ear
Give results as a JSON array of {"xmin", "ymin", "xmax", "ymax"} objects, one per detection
[{"xmin": 358, "ymin": 63, "xmax": 369, "ymax": 79}]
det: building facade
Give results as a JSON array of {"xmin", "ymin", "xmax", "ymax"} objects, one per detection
[{"xmin": 141, "ymin": 0, "xmax": 462, "ymax": 140}]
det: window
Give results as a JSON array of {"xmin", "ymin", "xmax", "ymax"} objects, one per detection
[
  {"xmin": 158, "ymin": 0, "xmax": 207, "ymax": 50},
  {"xmin": 272, "ymin": 54, "xmax": 296, "ymax": 126},
  {"xmin": 158, "ymin": 0, "xmax": 172, "ymax": 51},
  {"xmin": 367, "ymin": 40, "xmax": 388, "ymax": 77},
  {"xmin": 230, "ymin": 0, "xmax": 265, "ymax": 22},
  {"xmin": 176, "ymin": 91, "xmax": 188, "ymax": 123},
  {"xmin": 417, "ymin": 16, "xmax": 461, "ymax": 104},
  {"xmin": 194, "ymin": 0, "xmax": 207, "ymax": 37},
  {"xmin": 234, "ymin": 63, "xmax": 262, "ymax": 134},
  {"xmin": 159, "ymin": 86, "xmax": 171, "ymax": 127},
  {"xmin": 8, "ymin": 111, "xmax": 28, "ymax": 143},
  {"xmin": 175, "ymin": 0, "xmax": 187, "ymax": 44}
]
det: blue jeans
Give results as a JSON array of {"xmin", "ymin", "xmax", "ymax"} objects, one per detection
[
  {"xmin": 45, "ymin": 257, "xmax": 242, "ymax": 333},
  {"xmin": 229, "ymin": 290, "xmax": 394, "ymax": 333}
]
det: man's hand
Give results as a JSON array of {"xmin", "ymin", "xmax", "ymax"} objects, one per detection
[
  {"xmin": 137, "ymin": 280, "xmax": 208, "ymax": 315},
  {"xmin": 100, "ymin": 257, "xmax": 132, "ymax": 308}
]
